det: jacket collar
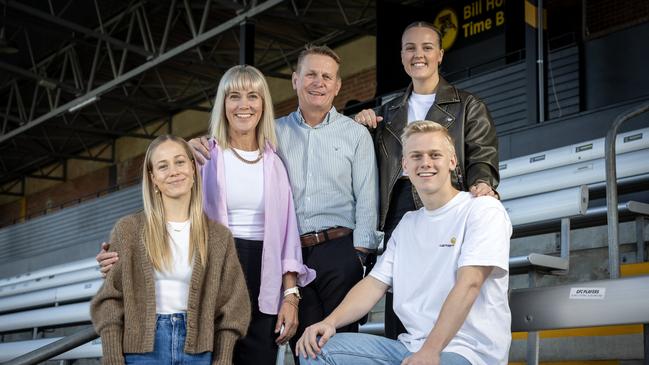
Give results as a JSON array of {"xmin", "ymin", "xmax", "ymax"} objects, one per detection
[
  {"xmin": 396, "ymin": 76, "xmax": 459, "ymax": 107},
  {"xmin": 387, "ymin": 76, "xmax": 459, "ymax": 136}
]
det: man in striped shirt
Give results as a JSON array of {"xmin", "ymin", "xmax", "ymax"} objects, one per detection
[{"xmin": 274, "ymin": 45, "xmax": 380, "ymax": 348}]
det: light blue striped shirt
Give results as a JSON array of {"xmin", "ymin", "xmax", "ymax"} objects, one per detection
[{"xmin": 275, "ymin": 107, "xmax": 381, "ymax": 250}]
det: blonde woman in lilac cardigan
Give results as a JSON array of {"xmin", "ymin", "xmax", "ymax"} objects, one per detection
[{"xmin": 199, "ymin": 65, "xmax": 315, "ymax": 364}]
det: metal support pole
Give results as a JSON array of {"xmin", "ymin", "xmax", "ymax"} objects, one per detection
[
  {"xmin": 637, "ymin": 217, "xmax": 646, "ymax": 263},
  {"xmin": 526, "ymin": 271, "xmax": 541, "ymax": 365},
  {"xmin": 560, "ymin": 218, "xmax": 571, "ymax": 263},
  {"xmin": 605, "ymin": 102, "xmax": 649, "ymax": 279},
  {"xmin": 536, "ymin": 0, "xmax": 545, "ymax": 122},
  {"xmin": 524, "ymin": 0, "xmax": 546, "ymax": 125},
  {"xmin": 239, "ymin": 20, "xmax": 255, "ymax": 65},
  {"xmin": 275, "ymin": 344, "xmax": 286, "ymax": 365},
  {"xmin": 643, "ymin": 324, "xmax": 649, "ymax": 365}
]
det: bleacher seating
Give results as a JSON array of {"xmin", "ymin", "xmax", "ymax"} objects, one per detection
[{"xmin": 0, "ymin": 127, "xmax": 648, "ymax": 364}]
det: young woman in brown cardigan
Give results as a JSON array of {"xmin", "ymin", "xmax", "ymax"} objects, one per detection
[{"xmin": 91, "ymin": 135, "xmax": 250, "ymax": 365}]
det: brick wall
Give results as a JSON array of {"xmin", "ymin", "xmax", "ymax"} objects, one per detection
[{"xmin": 586, "ymin": 0, "xmax": 649, "ymax": 37}]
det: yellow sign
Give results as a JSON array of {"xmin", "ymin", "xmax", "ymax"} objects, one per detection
[
  {"xmin": 461, "ymin": 0, "xmax": 505, "ymax": 38},
  {"xmin": 434, "ymin": 8, "xmax": 459, "ymax": 50},
  {"xmin": 434, "ymin": 0, "xmax": 506, "ymax": 48}
]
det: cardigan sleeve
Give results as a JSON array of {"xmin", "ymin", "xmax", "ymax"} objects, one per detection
[
  {"xmin": 90, "ymin": 219, "xmax": 127, "ymax": 365},
  {"xmin": 211, "ymin": 230, "xmax": 251, "ymax": 365}
]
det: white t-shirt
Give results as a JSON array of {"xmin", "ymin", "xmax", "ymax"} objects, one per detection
[
  {"xmin": 370, "ymin": 192, "xmax": 512, "ymax": 365},
  {"xmin": 223, "ymin": 148, "xmax": 265, "ymax": 240},
  {"xmin": 407, "ymin": 92, "xmax": 436, "ymax": 123},
  {"xmin": 155, "ymin": 220, "xmax": 192, "ymax": 314}
]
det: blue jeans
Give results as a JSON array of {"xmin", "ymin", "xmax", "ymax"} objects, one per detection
[
  {"xmin": 299, "ymin": 333, "xmax": 471, "ymax": 365},
  {"xmin": 124, "ymin": 313, "xmax": 212, "ymax": 365}
]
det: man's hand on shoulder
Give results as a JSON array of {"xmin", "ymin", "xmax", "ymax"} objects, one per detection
[
  {"xmin": 295, "ymin": 320, "xmax": 336, "ymax": 360},
  {"xmin": 188, "ymin": 136, "xmax": 211, "ymax": 165},
  {"xmin": 96, "ymin": 242, "xmax": 118, "ymax": 278},
  {"xmin": 354, "ymin": 108, "xmax": 383, "ymax": 129}
]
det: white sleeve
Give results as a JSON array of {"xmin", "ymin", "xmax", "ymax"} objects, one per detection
[
  {"xmin": 458, "ymin": 199, "xmax": 511, "ymax": 273},
  {"xmin": 369, "ymin": 234, "xmax": 397, "ymax": 288}
]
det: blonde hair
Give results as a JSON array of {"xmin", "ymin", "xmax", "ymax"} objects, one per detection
[
  {"xmin": 296, "ymin": 44, "xmax": 341, "ymax": 78},
  {"xmin": 208, "ymin": 65, "xmax": 277, "ymax": 152},
  {"xmin": 402, "ymin": 21, "xmax": 443, "ymax": 49},
  {"xmin": 401, "ymin": 120, "xmax": 456, "ymax": 157},
  {"xmin": 142, "ymin": 135, "xmax": 208, "ymax": 272}
]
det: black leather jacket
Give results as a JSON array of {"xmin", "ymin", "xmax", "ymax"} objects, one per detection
[{"xmin": 374, "ymin": 77, "xmax": 500, "ymax": 229}]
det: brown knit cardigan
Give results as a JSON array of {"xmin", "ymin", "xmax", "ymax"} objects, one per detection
[{"xmin": 90, "ymin": 212, "xmax": 251, "ymax": 365}]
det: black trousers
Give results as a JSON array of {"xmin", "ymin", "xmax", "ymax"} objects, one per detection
[
  {"xmin": 289, "ymin": 233, "xmax": 364, "ymax": 356},
  {"xmin": 383, "ymin": 179, "xmax": 416, "ymax": 340},
  {"xmin": 233, "ymin": 238, "xmax": 278, "ymax": 365}
]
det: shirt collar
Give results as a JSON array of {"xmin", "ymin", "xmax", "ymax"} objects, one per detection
[{"xmin": 295, "ymin": 106, "xmax": 337, "ymax": 128}]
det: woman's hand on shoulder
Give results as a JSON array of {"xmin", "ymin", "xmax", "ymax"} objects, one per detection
[
  {"xmin": 354, "ymin": 109, "xmax": 383, "ymax": 128},
  {"xmin": 470, "ymin": 182, "xmax": 497, "ymax": 199}
]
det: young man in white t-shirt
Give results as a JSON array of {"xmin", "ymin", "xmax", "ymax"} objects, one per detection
[{"xmin": 295, "ymin": 120, "xmax": 512, "ymax": 365}]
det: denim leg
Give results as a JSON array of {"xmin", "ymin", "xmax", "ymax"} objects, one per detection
[
  {"xmin": 300, "ymin": 333, "xmax": 410, "ymax": 365},
  {"xmin": 439, "ymin": 352, "xmax": 471, "ymax": 365},
  {"xmin": 173, "ymin": 313, "xmax": 212, "ymax": 365},
  {"xmin": 124, "ymin": 314, "xmax": 212, "ymax": 365},
  {"xmin": 125, "ymin": 315, "xmax": 171, "ymax": 364}
]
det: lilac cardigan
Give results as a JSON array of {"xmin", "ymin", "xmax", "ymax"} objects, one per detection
[{"xmin": 200, "ymin": 139, "xmax": 316, "ymax": 315}]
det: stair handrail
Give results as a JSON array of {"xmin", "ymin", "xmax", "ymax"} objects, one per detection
[
  {"xmin": 605, "ymin": 101, "xmax": 649, "ymax": 278},
  {"xmin": 1, "ymin": 327, "xmax": 98, "ymax": 365}
]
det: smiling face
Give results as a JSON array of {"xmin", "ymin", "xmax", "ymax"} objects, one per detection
[
  {"xmin": 225, "ymin": 87, "xmax": 263, "ymax": 137},
  {"xmin": 401, "ymin": 26, "xmax": 444, "ymax": 83},
  {"xmin": 292, "ymin": 54, "xmax": 342, "ymax": 115},
  {"xmin": 149, "ymin": 140, "xmax": 195, "ymax": 201},
  {"xmin": 402, "ymin": 131, "xmax": 456, "ymax": 197}
]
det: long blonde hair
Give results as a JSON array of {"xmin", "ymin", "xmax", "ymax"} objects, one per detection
[
  {"xmin": 208, "ymin": 65, "xmax": 277, "ymax": 152},
  {"xmin": 141, "ymin": 135, "xmax": 208, "ymax": 271}
]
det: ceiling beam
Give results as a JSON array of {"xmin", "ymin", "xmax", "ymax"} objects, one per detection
[
  {"xmin": 0, "ymin": 61, "xmax": 81, "ymax": 95},
  {"xmin": 0, "ymin": 0, "xmax": 286, "ymax": 144},
  {"xmin": 1, "ymin": 0, "xmax": 152, "ymax": 58}
]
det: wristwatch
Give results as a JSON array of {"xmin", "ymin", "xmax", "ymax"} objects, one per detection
[{"xmin": 283, "ymin": 286, "xmax": 301, "ymax": 300}]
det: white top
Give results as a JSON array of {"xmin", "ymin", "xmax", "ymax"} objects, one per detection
[
  {"xmin": 155, "ymin": 220, "xmax": 192, "ymax": 314},
  {"xmin": 407, "ymin": 92, "xmax": 436, "ymax": 123},
  {"xmin": 403, "ymin": 92, "xmax": 436, "ymax": 176},
  {"xmin": 223, "ymin": 148, "xmax": 265, "ymax": 240},
  {"xmin": 370, "ymin": 192, "xmax": 512, "ymax": 365}
]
